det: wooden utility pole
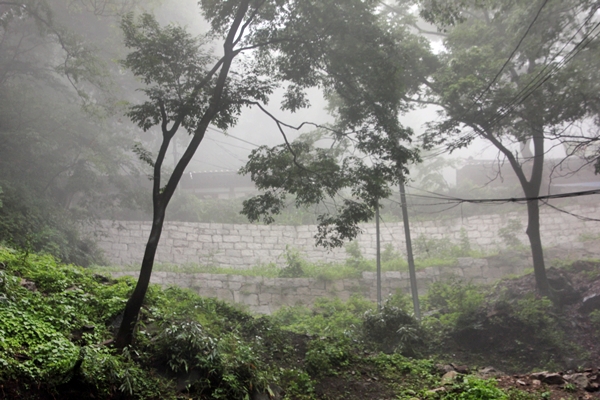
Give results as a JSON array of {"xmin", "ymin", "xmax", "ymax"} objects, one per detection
[
  {"xmin": 375, "ymin": 205, "xmax": 382, "ymax": 310},
  {"xmin": 399, "ymin": 180, "xmax": 420, "ymax": 320}
]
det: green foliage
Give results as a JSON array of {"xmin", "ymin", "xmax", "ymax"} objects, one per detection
[
  {"xmin": 0, "ymin": 182, "xmax": 105, "ymax": 266},
  {"xmin": 362, "ymin": 301, "xmax": 424, "ymax": 356},
  {"xmin": 0, "ymin": 248, "xmax": 168, "ymax": 397},
  {"xmin": 80, "ymin": 346, "xmax": 168, "ymax": 399},
  {"xmin": 279, "ymin": 369, "xmax": 316, "ymax": 400},
  {"xmin": 305, "ymin": 336, "xmax": 353, "ymax": 376},
  {"xmin": 371, "ymin": 353, "xmax": 439, "ymax": 398},
  {"xmin": 152, "ymin": 320, "xmax": 219, "ymax": 374},
  {"xmin": 273, "ymin": 296, "xmax": 374, "ymax": 338},
  {"xmin": 344, "ymin": 240, "xmax": 373, "ymax": 271},
  {"xmin": 498, "ymin": 219, "xmax": 524, "ymax": 249},
  {"xmin": 445, "ymin": 376, "xmax": 508, "ymax": 399},
  {"xmin": 418, "ymin": 0, "xmax": 600, "ymax": 294},
  {"xmin": 413, "ymin": 233, "xmax": 472, "ymax": 261},
  {"xmin": 423, "ymin": 277, "xmax": 485, "ymax": 331},
  {"xmin": 4, "ymin": 248, "xmax": 594, "ymax": 399},
  {"xmin": 0, "ymin": 0, "xmax": 151, "ymax": 266},
  {"xmin": 0, "ymin": 306, "xmax": 79, "ymax": 381},
  {"xmin": 278, "ymin": 246, "xmax": 306, "ymax": 278},
  {"xmin": 511, "ymin": 295, "xmax": 554, "ymax": 327}
]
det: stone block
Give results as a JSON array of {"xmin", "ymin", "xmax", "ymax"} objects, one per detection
[
  {"xmin": 234, "ymin": 242, "xmax": 248, "ymax": 250},
  {"xmin": 309, "ymin": 279, "xmax": 326, "ymax": 290},
  {"xmin": 216, "ymin": 289, "xmax": 234, "ymax": 302},
  {"xmin": 296, "ymin": 287, "xmax": 310, "ymax": 295},
  {"xmin": 238, "ymin": 293, "xmax": 258, "ymax": 306},
  {"xmin": 225, "ymin": 249, "xmax": 242, "ymax": 257},
  {"xmin": 205, "ymin": 280, "xmax": 223, "ymax": 289},
  {"xmin": 183, "ymin": 248, "xmax": 198, "ymax": 256},
  {"xmin": 252, "ymin": 305, "xmax": 272, "ymax": 315},
  {"xmin": 462, "ymin": 266, "xmax": 482, "ymax": 278},
  {"xmin": 327, "ymin": 280, "xmax": 345, "ymax": 292},
  {"xmin": 264, "ymin": 236, "xmax": 278, "ymax": 244},
  {"xmin": 170, "ymin": 231, "xmax": 187, "ymax": 240},
  {"xmin": 223, "ymin": 235, "xmax": 241, "ymax": 243},
  {"xmin": 241, "ymin": 249, "xmax": 254, "ymax": 257},
  {"xmin": 173, "ymin": 239, "xmax": 188, "ymax": 248},
  {"xmin": 227, "ymin": 282, "xmax": 242, "ymax": 290},
  {"xmin": 258, "ymin": 293, "xmax": 272, "ymax": 305},
  {"xmin": 362, "ymin": 272, "xmax": 376, "ymax": 280},
  {"xmin": 199, "ymin": 288, "xmax": 218, "ymax": 298}
]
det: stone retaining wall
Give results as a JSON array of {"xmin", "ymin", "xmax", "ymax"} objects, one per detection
[
  {"xmin": 90, "ymin": 203, "xmax": 600, "ymax": 269},
  {"xmin": 108, "ymin": 256, "xmax": 528, "ymax": 314}
]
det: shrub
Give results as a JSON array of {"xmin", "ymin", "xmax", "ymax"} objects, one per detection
[
  {"xmin": 498, "ymin": 219, "xmax": 524, "ymax": 249},
  {"xmin": 362, "ymin": 302, "xmax": 424, "ymax": 356},
  {"xmin": 272, "ymin": 296, "xmax": 374, "ymax": 338},
  {"xmin": 424, "ymin": 277, "xmax": 485, "ymax": 330},
  {"xmin": 279, "ymin": 246, "xmax": 306, "ymax": 278},
  {"xmin": 305, "ymin": 336, "xmax": 353, "ymax": 376}
]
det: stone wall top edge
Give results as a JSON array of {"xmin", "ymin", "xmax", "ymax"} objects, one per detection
[{"xmin": 95, "ymin": 202, "xmax": 598, "ymax": 230}]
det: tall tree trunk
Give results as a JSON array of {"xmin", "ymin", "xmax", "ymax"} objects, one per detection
[
  {"xmin": 478, "ymin": 118, "xmax": 552, "ymax": 298},
  {"xmin": 524, "ymin": 121, "xmax": 552, "ymax": 299},
  {"xmin": 114, "ymin": 206, "xmax": 165, "ymax": 349},
  {"xmin": 524, "ymin": 196, "xmax": 551, "ymax": 297}
]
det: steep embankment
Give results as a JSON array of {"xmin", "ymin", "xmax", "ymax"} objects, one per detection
[{"xmin": 0, "ymin": 247, "xmax": 599, "ymax": 399}]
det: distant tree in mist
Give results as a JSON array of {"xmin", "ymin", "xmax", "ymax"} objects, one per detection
[{"xmin": 0, "ymin": 0, "xmax": 157, "ymax": 264}]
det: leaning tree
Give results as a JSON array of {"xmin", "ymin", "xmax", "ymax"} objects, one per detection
[{"xmin": 115, "ymin": 0, "xmax": 426, "ymax": 348}]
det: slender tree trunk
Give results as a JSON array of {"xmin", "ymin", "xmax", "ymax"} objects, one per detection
[
  {"xmin": 115, "ymin": 205, "xmax": 166, "ymax": 349},
  {"xmin": 524, "ymin": 195, "xmax": 551, "ymax": 297},
  {"xmin": 478, "ymin": 119, "xmax": 552, "ymax": 298},
  {"xmin": 524, "ymin": 121, "xmax": 553, "ymax": 299}
]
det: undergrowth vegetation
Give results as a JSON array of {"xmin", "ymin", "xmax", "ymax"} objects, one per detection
[
  {"xmin": 0, "ymin": 247, "xmax": 594, "ymax": 399},
  {"xmin": 93, "ymin": 240, "xmax": 489, "ymax": 281}
]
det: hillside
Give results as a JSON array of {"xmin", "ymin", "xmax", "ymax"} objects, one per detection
[{"xmin": 0, "ymin": 247, "xmax": 599, "ymax": 399}]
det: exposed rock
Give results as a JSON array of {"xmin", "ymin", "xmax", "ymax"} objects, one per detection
[
  {"xmin": 436, "ymin": 364, "xmax": 456, "ymax": 374},
  {"xmin": 441, "ymin": 371, "xmax": 459, "ymax": 384},
  {"xmin": 93, "ymin": 273, "xmax": 113, "ymax": 284},
  {"xmin": 477, "ymin": 366, "xmax": 504, "ymax": 379},
  {"xmin": 450, "ymin": 363, "xmax": 469, "ymax": 374},
  {"xmin": 531, "ymin": 371, "xmax": 564, "ymax": 385},
  {"xmin": 425, "ymin": 387, "xmax": 447, "ymax": 396},
  {"xmin": 580, "ymin": 292, "xmax": 600, "ymax": 314},
  {"xmin": 565, "ymin": 373, "xmax": 593, "ymax": 391},
  {"xmin": 547, "ymin": 269, "xmax": 581, "ymax": 305},
  {"xmin": 20, "ymin": 278, "xmax": 37, "ymax": 291}
]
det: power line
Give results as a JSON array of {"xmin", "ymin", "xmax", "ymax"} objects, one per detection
[
  {"xmin": 469, "ymin": 0, "xmax": 549, "ymax": 110},
  {"xmin": 541, "ymin": 200, "xmax": 600, "ymax": 222},
  {"xmin": 401, "ymin": 187, "xmax": 600, "ymax": 204},
  {"xmin": 193, "ymin": 160, "xmax": 233, "ymax": 170},
  {"xmin": 207, "ymin": 126, "xmax": 261, "ymax": 148},
  {"xmin": 436, "ymin": 4, "xmax": 600, "ymax": 151},
  {"xmin": 205, "ymin": 136, "xmax": 255, "ymax": 152},
  {"xmin": 457, "ymin": 17, "xmax": 600, "ymax": 146}
]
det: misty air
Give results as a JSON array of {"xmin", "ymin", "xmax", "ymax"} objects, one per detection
[{"xmin": 1, "ymin": 0, "xmax": 599, "ymax": 399}]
